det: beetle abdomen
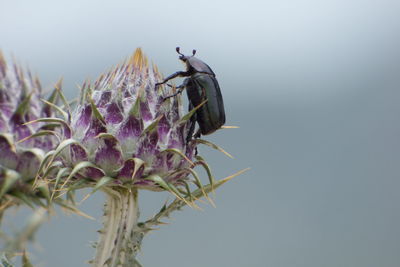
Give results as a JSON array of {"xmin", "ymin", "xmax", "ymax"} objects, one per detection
[{"xmin": 186, "ymin": 73, "xmax": 225, "ymax": 135}]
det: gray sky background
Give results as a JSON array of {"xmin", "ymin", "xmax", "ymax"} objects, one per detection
[{"xmin": 1, "ymin": 0, "xmax": 400, "ymax": 266}]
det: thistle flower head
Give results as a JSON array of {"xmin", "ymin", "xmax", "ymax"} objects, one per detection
[{"xmin": 0, "ymin": 52, "xmax": 58, "ymax": 199}]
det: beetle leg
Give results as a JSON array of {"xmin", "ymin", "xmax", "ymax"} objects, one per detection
[
  {"xmin": 165, "ymin": 83, "xmax": 185, "ymax": 89},
  {"xmin": 192, "ymin": 130, "xmax": 200, "ymax": 156},
  {"xmin": 162, "ymin": 88, "xmax": 185, "ymax": 101},
  {"xmin": 155, "ymin": 71, "xmax": 190, "ymax": 87},
  {"xmin": 162, "ymin": 79, "xmax": 189, "ymax": 102},
  {"xmin": 193, "ymin": 129, "xmax": 201, "ymax": 139}
]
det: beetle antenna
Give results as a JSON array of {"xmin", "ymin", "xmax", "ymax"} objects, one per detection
[
  {"xmin": 192, "ymin": 49, "xmax": 196, "ymax": 56},
  {"xmin": 176, "ymin": 47, "xmax": 184, "ymax": 56}
]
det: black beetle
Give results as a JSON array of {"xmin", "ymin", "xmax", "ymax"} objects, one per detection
[{"xmin": 156, "ymin": 47, "xmax": 225, "ymax": 142}]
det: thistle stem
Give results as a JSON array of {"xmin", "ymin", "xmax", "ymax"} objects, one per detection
[{"xmin": 92, "ymin": 187, "xmax": 143, "ymax": 267}]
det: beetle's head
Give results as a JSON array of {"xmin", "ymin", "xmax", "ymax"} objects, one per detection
[{"xmin": 176, "ymin": 47, "xmax": 196, "ymax": 63}]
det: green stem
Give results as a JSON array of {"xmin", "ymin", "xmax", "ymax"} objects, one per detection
[{"xmin": 92, "ymin": 187, "xmax": 143, "ymax": 267}]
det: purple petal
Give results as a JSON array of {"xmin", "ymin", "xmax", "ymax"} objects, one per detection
[
  {"xmin": 168, "ymin": 172, "xmax": 190, "ymax": 183},
  {"xmin": 118, "ymin": 160, "xmax": 135, "ymax": 179},
  {"xmin": 140, "ymin": 100, "xmax": 152, "ymax": 121},
  {"xmin": 105, "ymin": 102, "xmax": 123, "ymax": 124},
  {"xmin": 16, "ymin": 150, "xmax": 41, "ymax": 179},
  {"xmin": 96, "ymin": 90, "xmax": 112, "ymax": 108},
  {"xmin": 62, "ymin": 123, "xmax": 72, "ymax": 139},
  {"xmin": 74, "ymin": 104, "xmax": 92, "ymax": 129},
  {"xmin": 165, "ymin": 152, "xmax": 177, "ymax": 170},
  {"xmin": 81, "ymin": 166, "xmax": 105, "ymax": 180},
  {"xmin": 10, "ymin": 113, "xmax": 32, "ymax": 142},
  {"xmin": 70, "ymin": 143, "xmax": 88, "ymax": 165},
  {"xmin": 116, "ymin": 114, "xmax": 143, "ymax": 140},
  {"xmin": 94, "ymin": 136, "xmax": 123, "ymax": 175},
  {"xmin": 83, "ymin": 117, "xmax": 107, "ymax": 143},
  {"xmin": 118, "ymin": 160, "xmax": 144, "ymax": 180}
]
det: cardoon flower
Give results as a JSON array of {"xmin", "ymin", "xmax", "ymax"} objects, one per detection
[
  {"xmin": 0, "ymin": 51, "xmax": 58, "ymax": 210},
  {"xmin": 61, "ymin": 48, "xmax": 200, "ymax": 191}
]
